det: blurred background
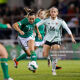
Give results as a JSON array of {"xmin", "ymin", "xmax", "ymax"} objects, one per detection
[{"xmin": 0, "ymin": 0, "xmax": 80, "ymax": 60}]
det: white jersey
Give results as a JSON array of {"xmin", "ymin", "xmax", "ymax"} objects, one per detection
[{"xmin": 36, "ymin": 17, "xmax": 72, "ymax": 42}]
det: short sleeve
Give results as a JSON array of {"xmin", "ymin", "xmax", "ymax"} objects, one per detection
[
  {"xmin": 0, "ymin": 23, "xmax": 8, "ymax": 28},
  {"xmin": 18, "ymin": 18, "xmax": 28, "ymax": 27}
]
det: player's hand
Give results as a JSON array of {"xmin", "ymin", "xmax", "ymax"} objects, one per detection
[
  {"xmin": 72, "ymin": 38, "xmax": 76, "ymax": 44},
  {"xmin": 19, "ymin": 31, "xmax": 24, "ymax": 35},
  {"xmin": 38, "ymin": 33, "xmax": 42, "ymax": 40},
  {"xmin": 7, "ymin": 24, "xmax": 12, "ymax": 29}
]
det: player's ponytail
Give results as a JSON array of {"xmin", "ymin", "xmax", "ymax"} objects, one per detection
[{"xmin": 24, "ymin": 7, "xmax": 34, "ymax": 17}]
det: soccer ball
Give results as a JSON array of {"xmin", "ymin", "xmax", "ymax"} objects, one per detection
[{"xmin": 28, "ymin": 61, "xmax": 38, "ymax": 71}]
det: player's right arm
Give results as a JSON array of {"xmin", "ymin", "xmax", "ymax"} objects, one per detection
[
  {"xmin": 13, "ymin": 18, "xmax": 28, "ymax": 35},
  {"xmin": 12, "ymin": 22, "xmax": 24, "ymax": 35},
  {"xmin": 35, "ymin": 19, "xmax": 46, "ymax": 39},
  {"xmin": 36, "ymin": 19, "xmax": 46, "ymax": 27}
]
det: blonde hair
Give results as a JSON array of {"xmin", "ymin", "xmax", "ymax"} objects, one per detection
[
  {"xmin": 49, "ymin": 7, "xmax": 58, "ymax": 12},
  {"xmin": 36, "ymin": 9, "xmax": 44, "ymax": 17},
  {"xmin": 36, "ymin": 9, "xmax": 51, "ymax": 19},
  {"xmin": 45, "ymin": 10, "xmax": 50, "ymax": 18}
]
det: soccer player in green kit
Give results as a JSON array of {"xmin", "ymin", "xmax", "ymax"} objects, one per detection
[
  {"xmin": 13, "ymin": 11, "xmax": 41, "ymax": 72},
  {"xmin": 12, "ymin": 9, "xmax": 45, "ymax": 70},
  {"xmin": 0, "ymin": 23, "xmax": 13, "ymax": 80},
  {"xmin": 36, "ymin": 7, "xmax": 76, "ymax": 75},
  {"xmin": 35, "ymin": 9, "xmax": 45, "ymax": 49}
]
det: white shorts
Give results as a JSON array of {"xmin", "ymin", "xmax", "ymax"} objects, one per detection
[
  {"xmin": 18, "ymin": 35, "xmax": 35, "ymax": 50},
  {"xmin": 35, "ymin": 40, "xmax": 45, "ymax": 47}
]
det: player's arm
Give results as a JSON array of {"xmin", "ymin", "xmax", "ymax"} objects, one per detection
[
  {"xmin": 12, "ymin": 18, "xmax": 28, "ymax": 35},
  {"xmin": 6, "ymin": 24, "xmax": 12, "ymax": 28},
  {"xmin": 62, "ymin": 20, "xmax": 76, "ymax": 43},
  {"xmin": 0, "ymin": 23, "xmax": 12, "ymax": 29},
  {"xmin": 35, "ymin": 25, "xmax": 42, "ymax": 39},
  {"xmin": 35, "ymin": 20, "xmax": 45, "ymax": 39},
  {"xmin": 12, "ymin": 22, "xmax": 24, "ymax": 35}
]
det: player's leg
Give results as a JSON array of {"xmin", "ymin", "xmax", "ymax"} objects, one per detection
[
  {"xmin": 47, "ymin": 54, "xmax": 51, "ymax": 67},
  {"xmin": 51, "ymin": 44, "xmax": 60, "ymax": 75},
  {"xmin": 28, "ymin": 39, "xmax": 37, "ymax": 61},
  {"xmin": 28, "ymin": 39, "xmax": 38, "ymax": 73},
  {"xmin": 0, "ymin": 44, "xmax": 13, "ymax": 80},
  {"xmin": 43, "ymin": 41, "xmax": 51, "ymax": 57},
  {"xmin": 13, "ymin": 37, "xmax": 31, "ymax": 68}
]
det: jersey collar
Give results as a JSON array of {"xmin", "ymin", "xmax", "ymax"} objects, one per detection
[{"xmin": 50, "ymin": 17, "xmax": 57, "ymax": 21}]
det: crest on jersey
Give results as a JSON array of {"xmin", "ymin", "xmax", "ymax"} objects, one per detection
[{"xmin": 56, "ymin": 22, "xmax": 58, "ymax": 25}]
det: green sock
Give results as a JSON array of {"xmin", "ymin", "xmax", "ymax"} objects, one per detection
[
  {"xmin": 16, "ymin": 53, "xmax": 27, "ymax": 61},
  {"xmin": 30, "ymin": 51, "xmax": 37, "ymax": 61},
  {"xmin": 0, "ymin": 58, "xmax": 10, "ymax": 79}
]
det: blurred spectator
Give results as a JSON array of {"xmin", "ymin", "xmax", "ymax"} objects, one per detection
[
  {"xmin": 68, "ymin": 0, "xmax": 79, "ymax": 7},
  {"xmin": 4, "ymin": 6, "xmax": 11, "ymax": 16},
  {"xmin": 75, "ymin": 7, "xmax": 80, "ymax": 14},
  {"xmin": 67, "ymin": 17, "xmax": 79, "ymax": 35},
  {"xmin": 67, "ymin": 4, "xmax": 75, "ymax": 15},
  {"xmin": 68, "ymin": 17, "xmax": 79, "ymax": 28},
  {"xmin": 67, "ymin": 4, "xmax": 76, "ymax": 21},
  {"xmin": 58, "ymin": 0, "xmax": 67, "ymax": 14}
]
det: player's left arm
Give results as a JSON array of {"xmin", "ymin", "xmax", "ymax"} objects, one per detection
[
  {"xmin": 6, "ymin": 24, "xmax": 12, "ymax": 29},
  {"xmin": 35, "ymin": 19, "xmax": 46, "ymax": 39},
  {"xmin": 0, "ymin": 23, "xmax": 12, "ymax": 29},
  {"xmin": 35, "ymin": 25, "xmax": 42, "ymax": 39},
  {"xmin": 62, "ymin": 20, "xmax": 76, "ymax": 43}
]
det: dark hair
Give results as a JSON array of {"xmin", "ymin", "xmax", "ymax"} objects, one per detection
[{"xmin": 28, "ymin": 11, "xmax": 35, "ymax": 16}]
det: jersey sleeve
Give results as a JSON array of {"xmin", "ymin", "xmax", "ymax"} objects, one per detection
[
  {"xmin": 0, "ymin": 23, "xmax": 8, "ymax": 28},
  {"xmin": 17, "ymin": 18, "xmax": 28, "ymax": 27},
  {"xmin": 36, "ymin": 19, "xmax": 46, "ymax": 27},
  {"xmin": 61, "ymin": 20, "xmax": 72, "ymax": 35}
]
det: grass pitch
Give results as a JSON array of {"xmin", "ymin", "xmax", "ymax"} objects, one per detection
[{"xmin": 0, "ymin": 60, "xmax": 80, "ymax": 80}]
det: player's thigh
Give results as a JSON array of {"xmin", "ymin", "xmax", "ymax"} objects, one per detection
[
  {"xmin": 0, "ymin": 44, "xmax": 8, "ymax": 58},
  {"xmin": 43, "ymin": 44, "xmax": 51, "ymax": 57},
  {"xmin": 18, "ymin": 36, "xmax": 31, "ymax": 56},
  {"xmin": 28, "ymin": 39, "xmax": 35, "ymax": 51},
  {"xmin": 51, "ymin": 44, "xmax": 61, "ymax": 50}
]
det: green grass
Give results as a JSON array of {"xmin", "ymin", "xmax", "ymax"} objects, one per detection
[{"xmin": 0, "ymin": 60, "xmax": 80, "ymax": 80}]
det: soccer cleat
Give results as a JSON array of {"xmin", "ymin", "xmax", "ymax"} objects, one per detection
[
  {"xmin": 8, "ymin": 78, "xmax": 13, "ymax": 80},
  {"xmin": 13, "ymin": 58, "xmax": 18, "ymax": 68},
  {"xmin": 48, "ymin": 59, "xmax": 51, "ymax": 67},
  {"xmin": 52, "ymin": 69, "xmax": 56, "ymax": 76},
  {"xmin": 4, "ymin": 77, "xmax": 13, "ymax": 80},
  {"xmin": 32, "ymin": 70, "xmax": 36, "ymax": 73},
  {"xmin": 28, "ymin": 68, "xmax": 36, "ymax": 73},
  {"xmin": 56, "ymin": 65, "xmax": 62, "ymax": 70},
  {"xmin": 52, "ymin": 71, "xmax": 56, "ymax": 75}
]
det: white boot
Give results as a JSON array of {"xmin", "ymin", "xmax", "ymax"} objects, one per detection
[
  {"xmin": 4, "ymin": 77, "xmax": 13, "ymax": 80},
  {"xmin": 8, "ymin": 77, "xmax": 13, "ymax": 80},
  {"xmin": 52, "ymin": 69, "xmax": 56, "ymax": 76}
]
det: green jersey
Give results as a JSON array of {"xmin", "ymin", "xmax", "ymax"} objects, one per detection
[
  {"xmin": 35, "ymin": 18, "xmax": 45, "ymax": 42},
  {"xmin": 0, "ymin": 23, "xmax": 8, "ymax": 28},
  {"xmin": 17, "ymin": 18, "xmax": 36, "ymax": 38},
  {"xmin": 36, "ymin": 17, "xmax": 72, "ymax": 42}
]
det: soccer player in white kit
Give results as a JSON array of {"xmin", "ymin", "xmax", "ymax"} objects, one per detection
[{"xmin": 36, "ymin": 7, "xmax": 76, "ymax": 75}]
